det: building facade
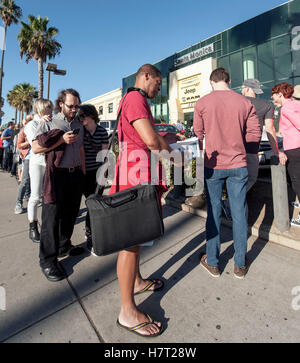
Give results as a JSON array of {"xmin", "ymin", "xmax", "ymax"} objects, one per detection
[
  {"xmin": 83, "ymin": 88, "xmax": 122, "ymax": 121},
  {"xmin": 122, "ymin": 0, "xmax": 300, "ymax": 128}
]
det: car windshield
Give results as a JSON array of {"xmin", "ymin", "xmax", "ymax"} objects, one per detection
[
  {"xmin": 100, "ymin": 122, "xmax": 108, "ymax": 129},
  {"xmin": 154, "ymin": 124, "xmax": 177, "ymax": 133}
]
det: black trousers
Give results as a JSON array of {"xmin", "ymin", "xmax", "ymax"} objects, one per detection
[
  {"xmin": 285, "ymin": 147, "xmax": 300, "ymax": 202},
  {"xmin": 83, "ymin": 169, "xmax": 98, "ymax": 247},
  {"xmin": 39, "ymin": 169, "xmax": 83, "ymax": 268}
]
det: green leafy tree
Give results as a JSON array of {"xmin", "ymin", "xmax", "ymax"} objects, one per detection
[
  {"xmin": 18, "ymin": 15, "xmax": 61, "ymax": 98},
  {"xmin": 7, "ymin": 82, "xmax": 37, "ymax": 123}
]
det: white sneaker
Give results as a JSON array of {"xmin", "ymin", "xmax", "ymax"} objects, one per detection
[
  {"xmin": 291, "ymin": 216, "xmax": 300, "ymax": 227},
  {"xmin": 291, "ymin": 202, "xmax": 300, "ymax": 209},
  {"xmin": 14, "ymin": 203, "xmax": 24, "ymax": 215}
]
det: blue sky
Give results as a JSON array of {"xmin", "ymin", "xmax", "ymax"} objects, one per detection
[{"xmin": 0, "ymin": 0, "xmax": 288, "ymax": 122}]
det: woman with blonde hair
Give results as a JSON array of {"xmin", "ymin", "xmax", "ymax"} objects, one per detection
[{"xmin": 25, "ymin": 98, "xmax": 53, "ymax": 242}]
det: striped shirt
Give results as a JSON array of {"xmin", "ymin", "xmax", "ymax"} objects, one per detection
[{"xmin": 84, "ymin": 125, "xmax": 109, "ymax": 171}]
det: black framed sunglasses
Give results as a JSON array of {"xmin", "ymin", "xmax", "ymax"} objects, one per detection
[{"xmin": 64, "ymin": 103, "xmax": 80, "ymax": 110}]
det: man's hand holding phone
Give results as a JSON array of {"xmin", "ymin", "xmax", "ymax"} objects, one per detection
[{"xmin": 63, "ymin": 129, "xmax": 80, "ymax": 144}]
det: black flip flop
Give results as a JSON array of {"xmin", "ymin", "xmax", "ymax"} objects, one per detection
[
  {"xmin": 116, "ymin": 313, "xmax": 163, "ymax": 338},
  {"xmin": 134, "ymin": 279, "xmax": 164, "ymax": 296}
]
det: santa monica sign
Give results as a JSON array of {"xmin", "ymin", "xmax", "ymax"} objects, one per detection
[{"xmin": 175, "ymin": 43, "xmax": 214, "ymax": 67}]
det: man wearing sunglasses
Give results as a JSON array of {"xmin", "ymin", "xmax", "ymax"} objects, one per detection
[{"xmin": 32, "ymin": 89, "xmax": 85, "ymax": 282}]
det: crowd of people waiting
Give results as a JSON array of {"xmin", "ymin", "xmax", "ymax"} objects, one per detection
[{"xmin": 0, "ymin": 65, "xmax": 300, "ymax": 338}]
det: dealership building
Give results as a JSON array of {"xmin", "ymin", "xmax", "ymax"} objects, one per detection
[{"xmin": 120, "ymin": 0, "xmax": 300, "ymax": 127}]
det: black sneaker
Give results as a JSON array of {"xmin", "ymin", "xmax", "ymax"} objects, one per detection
[{"xmin": 58, "ymin": 245, "xmax": 85, "ymax": 258}]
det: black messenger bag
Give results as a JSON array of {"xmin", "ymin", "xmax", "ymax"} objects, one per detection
[
  {"xmin": 85, "ymin": 183, "xmax": 164, "ymax": 256},
  {"xmin": 85, "ymin": 88, "xmax": 164, "ymax": 256}
]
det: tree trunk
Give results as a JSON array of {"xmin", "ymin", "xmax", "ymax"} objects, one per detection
[
  {"xmin": 0, "ymin": 26, "xmax": 7, "ymax": 115},
  {"xmin": 38, "ymin": 57, "xmax": 44, "ymax": 98}
]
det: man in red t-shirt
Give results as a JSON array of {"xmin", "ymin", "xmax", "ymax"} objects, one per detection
[
  {"xmin": 194, "ymin": 68, "xmax": 261, "ymax": 279},
  {"xmin": 112, "ymin": 64, "xmax": 176, "ymax": 338}
]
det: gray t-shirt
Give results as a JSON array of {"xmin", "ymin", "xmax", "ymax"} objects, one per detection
[
  {"xmin": 245, "ymin": 97, "xmax": 274, "ymax": 154},
  {"xmin": 246, "ymin": 97, "xmax": 274, "ymax": 130},
  {"xmin": 35, "ymin": 112, "xmax": 84, "ymax": 168}
]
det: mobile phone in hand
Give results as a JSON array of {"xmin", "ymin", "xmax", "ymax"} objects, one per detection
[{"xmin": 72, "ymin": 128, "xmax": 80, "ymax": 135}]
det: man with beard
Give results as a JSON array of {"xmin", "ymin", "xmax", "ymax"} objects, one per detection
[{"xmin": 32, "ymin": 89, "xmax": 85, "ymax": 281}]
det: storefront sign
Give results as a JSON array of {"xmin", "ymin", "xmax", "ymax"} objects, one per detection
[
  {"xmin": 178, "ymin": 74, "xmax": 201, "ymax": 107},
  {"xmin": 175, "ymin": 43, "xmax": 214, "ymax": 67}
]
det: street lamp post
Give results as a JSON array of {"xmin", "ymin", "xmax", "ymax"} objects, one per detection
[{"xmin": 46, "ymin": 63, "xmax": 67, "ymax": 100}]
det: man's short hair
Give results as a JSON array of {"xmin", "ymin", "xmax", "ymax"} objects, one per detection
[
  {"xmin": 272, "ymin": 83, "xmax": 294, "ymax": 99},
  {"xmin": 136, "ymin": 64, "xmax": 162, "ymax": 80},
  {"xmin": 55, "ymin": 88, "xmax": 81, "ymax": 114},
  {"xmin": 210, "ymin": 68, "xmax": 230, "ymax": 84}
]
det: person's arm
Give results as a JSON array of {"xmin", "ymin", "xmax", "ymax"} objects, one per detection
[
  {"xmin": 132, "ymin": 118, "xmax": 184, "ymax": 165},
  {"xmin": 17, "ymin": 131, "xmax": 30, "ymax": 150},
  {"xmin": 132, "ymin": 118, "xmax": 173, "ymax": 153},
  {"xmin": 1, "ymin": 130, "xmax": 11, "ymax": 141},
  {"xmin": 265, "ymin": 118, "xmax": 287, "ymax": 166},
  {"xmin": 193, "ymin": 103, "xmax": 205, "ymax": 150},
  {"xmin": 245, "ymin": 105, "xmax": 262, "ymax": 144},
  {"xmin": 32, "ymin": 131, "xmax": 77, "ymax": 154}
]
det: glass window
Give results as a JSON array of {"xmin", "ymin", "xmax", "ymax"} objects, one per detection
[
  {"xmin": 98, "ymin": 106, "xmax": 103, "ymax": 116},
  {"xmin": 229, "ymin": 52, "xmax": 243, "ymax": 88},
  {"xmin": 258, "ymin": 41, "xmax": 274, "ymax": 83},
  {"xmin": 260, "ymin": 81, "xmax": 275, "ymax": 101},
  {"xmin": 108, "ymin": 103, "xmax": 113, "ymax": 113},
  {"xmin": 221, "ymin": 31, "xmax": 229, "ymax": 56},
  {"xmin": 217, "ymin": 56, "xmax": 230, "ymax": 72},
  {"xmin": 156, "ymin": 104, "xmax": 161, "ymax": 119},
  {"xmin": 162, "ymin": 103, "xmax": 168, "ymax": 122},
  {"xmin": 243, "ymin": 47, "xmax": 257, "ymax": 80},
  {"xmin": 228, "ymin": 28, "xmax": 240, "ymax": 53},
  {"xmin": 270, "ymin": 5, "xmax": 289, "ymax": 38},
  {"xmin": 254, "ymin": 13, "xmax": 271, "ymax": 44},
  {"xmin": 273, "ymin": 35, "xmax": 292, "ymax": 80},
  {"xmin": 292, "ymin": 31, "xmax": 300, "ymax": 79}
]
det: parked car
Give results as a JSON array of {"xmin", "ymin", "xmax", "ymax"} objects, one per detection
[{"xmin": 154, "ymin": 123, "xmax": 185, "ymax": 144}]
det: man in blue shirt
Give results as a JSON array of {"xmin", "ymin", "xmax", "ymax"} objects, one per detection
[{"xmin": 1, "ymin": 122, "xmax": 15, "ymax": 172}]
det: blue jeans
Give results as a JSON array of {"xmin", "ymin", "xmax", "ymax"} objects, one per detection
[{"xmin": 204, "ymin": 167, "xmax": 248, "ymax": 268}]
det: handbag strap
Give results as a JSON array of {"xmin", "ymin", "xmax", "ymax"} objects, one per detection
[{"xmin": 95, "ymin": 91, "xmax": 129, "ymax": 195}]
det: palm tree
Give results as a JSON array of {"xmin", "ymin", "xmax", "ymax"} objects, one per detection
[
  {"xmin": 7, "ymin": 87, "xmax": 19, "ymax": 121},
  {"xmin": 0, "ymin": 0, "xmax": 22, "ymax": 115},
  {"xmin": 18, "ymin": 15, "xmax": 61, "ymax": 98},
  {"xmin": 7, "ymin": 82, "xmax": 37, "ymax": 123}
]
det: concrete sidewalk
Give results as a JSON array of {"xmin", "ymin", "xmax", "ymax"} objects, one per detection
[{"xmin": 0, "ymin": 171, "xmax": 300, "ymax": 343}]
